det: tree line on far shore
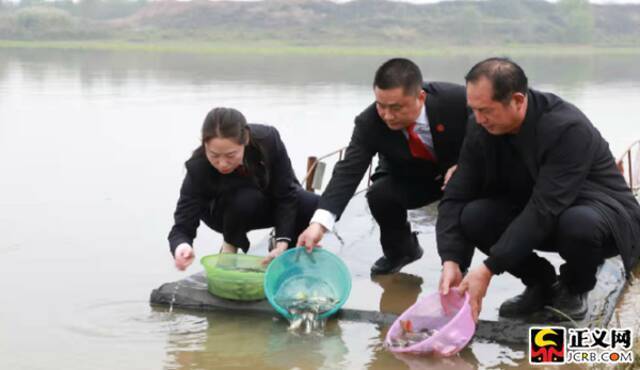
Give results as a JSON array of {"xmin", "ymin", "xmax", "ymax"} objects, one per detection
[{"xmin": 0, "ymin": 0, "xmax": 638, "ymax": 47}]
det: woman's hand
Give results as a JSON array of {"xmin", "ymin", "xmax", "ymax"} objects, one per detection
[
  {"xmin": 261, "ymin": 241, "xmax": 289, "ymax": 266},
  {"xmin": 174, "ymin": 243, "xmax": 195, "ymax": 271}
]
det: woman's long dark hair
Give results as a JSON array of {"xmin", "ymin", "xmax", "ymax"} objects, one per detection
[{"xmin": 193, "ymin": 107, "xmax": 269, "ymax": 190}]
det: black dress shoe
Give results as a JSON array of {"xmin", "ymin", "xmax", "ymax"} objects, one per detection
[
  {"xmin": 547, "ymin": 282, "xmax": 588, "ymax": 321},
  {"xmin": 370, "ymin": 245, "xmax": 424, "ymax": 275},
  {"xmin": 499, "ymin": 284, "xmax": 554, "ymax": 318}
]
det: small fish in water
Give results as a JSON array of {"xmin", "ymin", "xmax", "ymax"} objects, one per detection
[
  {"xmin": 284, "ymin": 293, "xmax": 336, "ymax": 334},
  {"xmin": 400, "ymin": 320, "xmax": 413, "ymax": 333},
  {"xmin": 388, "ymin": 319, "xmax": 438, "ymax": 349},
  {"xmin": 287, "ymin": 309, "xmax": 325, "ymax": 334},
  {"xmin": 284, "ymin": 295, "xmax": 338, "ymax": 315}
]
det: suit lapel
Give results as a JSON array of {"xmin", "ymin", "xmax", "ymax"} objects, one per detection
[
  {"xmin": 376, "ymin": 115, "xmax": 413, "ymax": 160},
  {"xmin": 514, "ymin": 91, "xmax": 540, "ymax": 180},
  {"xmin": 425, "ymin": 89, "xmax": 450, "ymax": 169},
  {"xmin": 425, "ymin": 90, "xmax": 439, "ymax": 144}
]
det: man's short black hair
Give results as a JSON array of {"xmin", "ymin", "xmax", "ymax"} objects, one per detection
[
  {"xmin": 465, "ymin": 57, "xmax": 528, "ymax": 103},
  {"xmin": 373, "ymin": 58, "xmax": 423, "ymax": 96}
]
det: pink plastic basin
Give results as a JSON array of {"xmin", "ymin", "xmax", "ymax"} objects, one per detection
[{"xmin": 385, "ymin": 290, "xmax": 476, "ymax": 356}]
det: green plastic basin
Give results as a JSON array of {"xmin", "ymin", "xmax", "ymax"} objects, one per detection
[{"xmin": 201, "ymin": 253, "xmax": 266, "ymax": 301}]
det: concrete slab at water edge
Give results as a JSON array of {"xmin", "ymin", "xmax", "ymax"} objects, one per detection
[{"xmin": 150, "ymin": 193, "xmax": 628, "ymax": 345}]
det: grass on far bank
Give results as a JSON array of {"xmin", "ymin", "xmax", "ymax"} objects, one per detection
[{"xmin": 2, "ymin": 39, "xmax": 640, "ymax": 57}]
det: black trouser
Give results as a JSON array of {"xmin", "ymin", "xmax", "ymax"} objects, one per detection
[
  {"xmin": 201, "ymin": 187, "xmax": 320, "ymax": 253},
  {"xmin": 366, "ymin": 174, "xmax": 442, "ymax": 260},
  {"xmin": 459, "ymin": 197, "xmax": 618, "ymax": 293}
]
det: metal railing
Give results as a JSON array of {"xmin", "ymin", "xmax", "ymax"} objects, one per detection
[
  {"xmin": 304, "ymin": 140, "xmax": 640, "ymax": 197},
  {"xmin": 617, "ymin": 140, "xmax": 640, "ymax": 196},
  {"xmin": 301, "ymin": 146, "xmax": 374, "ymax": 194}
]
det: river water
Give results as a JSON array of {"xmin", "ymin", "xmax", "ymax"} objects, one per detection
[{"xmin": 1, "ymin": 49, "xmax": 639, "ymax": 370}]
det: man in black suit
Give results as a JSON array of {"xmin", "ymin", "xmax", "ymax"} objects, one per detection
[
  {"xmin": 437, "ymin": 58, "xmax": 640, "ymax": 321},
  {"xmin": 297, "ymin": 58, "xmax": 469, "ymax": 275}
]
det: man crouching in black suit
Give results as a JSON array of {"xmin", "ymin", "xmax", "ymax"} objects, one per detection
[
  {"xmin": 437, "ymin": 58, "xmax": 640, "ymax": 322},
  {"xmin": 297, "ymin": 58, "xmax": 470, "ymax": 275}
]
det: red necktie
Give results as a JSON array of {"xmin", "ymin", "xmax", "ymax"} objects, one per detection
[{"xmin": 407, "ymin": 122, "xmax": 435, "ymax": 161}]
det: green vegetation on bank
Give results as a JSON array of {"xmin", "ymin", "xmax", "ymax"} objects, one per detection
[{"xmin": 1, "ymin": 0, "xmax": 640, "ymax": 49}]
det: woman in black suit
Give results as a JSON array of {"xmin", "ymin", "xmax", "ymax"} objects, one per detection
[{"xmin": 168, "ymin": 107, "xmax": 319, "ymax": 269}]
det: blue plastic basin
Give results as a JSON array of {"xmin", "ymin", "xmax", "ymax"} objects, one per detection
[{"xmin": 264, "ymin": 248, "xmax": 351, "ymax": 320}]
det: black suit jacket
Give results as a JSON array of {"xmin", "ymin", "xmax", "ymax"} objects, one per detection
[
  {"xmin": 437, "ymin": 89, "xmax": 640, "ymax": 275},
  {"xmin": 318, "ymin": 82, "xmax": 469, "ymax": 219},
  {"xmin": 168, "ymin": 124, "xmax": 300, "ymax": 255}
]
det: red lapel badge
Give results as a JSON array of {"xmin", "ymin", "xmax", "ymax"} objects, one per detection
[{"xmin": 436, "ymin": 123, "xmax": 445, "ymax": 133}]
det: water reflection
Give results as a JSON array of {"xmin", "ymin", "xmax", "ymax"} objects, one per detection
[
  {"xmin": 162, "ymin": 309, "xmax": 349, "ymax": 370},
  {"xmin": 469, "ymin": 341, "xmax": 526, "ymax": 369},
  {"xmin": 157, "ymin": 307, "xmax": 490, "ymax": 370},
  {"xmin": 2, "ymin": 49, "xmax": 640, "ymax": 90},
  {"xmin": 371, "ymin": 273, "xmax": 423, "ymax": 315},
  {"xmin": 392, "ymin": 352, "xmax": 475, "ymax": 370}
]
